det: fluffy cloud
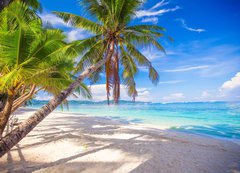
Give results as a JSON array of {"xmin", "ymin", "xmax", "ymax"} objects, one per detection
[
  {"xmin": 221, "ymin": 72, "xmax": 240, "ymax": 90},
  {"xmin": 219, "ymin": 72, "xmax": 240, "ymax": 100},
  {"xmin": 194, "ymin": 90, "xmax": 214, "ymax": 102},
  {"xmin": 201, "ymin": 91, "xmax": 210, "ymax": 99},
  {"xmin": 66, "ymin": 29, "xmax": 90, "ymax": 42},
  {"xmin": 137, "ymin": 88, "xmax": 152, "ymax": 102},
  {"xmin": 40, "ymin": 12, "xmax": 91, "ymax": 42}
]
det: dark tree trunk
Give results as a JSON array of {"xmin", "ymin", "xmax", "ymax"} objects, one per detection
[
  {"xmin": 0, "ymin": 41, "xmax": 114, "ymax": 157},
  {"xmin": 0, "ymin": 93, "xmax": 8, "ymax": 112},
  {"xmin": 0, "ymin": 91, "xmax": 15, "ymax": 137}
]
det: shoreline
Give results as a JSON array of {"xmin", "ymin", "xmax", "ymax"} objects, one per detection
[
  {"xmin": 0, "ymin": 108, "xmax": 240, "ymax": 172},
  {"xmin": 21, "ymin": 107, "xmax": 240, "ymax": 144}
]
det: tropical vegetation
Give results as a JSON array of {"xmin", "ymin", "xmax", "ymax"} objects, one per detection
[
  {"xmin": 0, "ymin": 0, "xmax": 167, "ymax": 157},
  {"xmin": 0, "ymin": 2, "xmax": 91, "ymax": 137},
  {"xmin": 55, "ymin": 0, "xmax": 166, "ymax": 104}
]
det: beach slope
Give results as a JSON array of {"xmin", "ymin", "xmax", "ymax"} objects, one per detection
[{"xmin": 0, "ymin": 108, "xmax": 240, "ymax": 173}]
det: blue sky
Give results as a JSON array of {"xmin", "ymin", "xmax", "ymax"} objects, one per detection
[{"xmin": 37, "ymin": 0, "xmax": 240, "ymax": 102}]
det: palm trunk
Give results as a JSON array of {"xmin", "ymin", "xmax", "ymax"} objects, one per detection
[
  {"xmin": 0, "ymin": 90, "xmax": 15, "ymax": 137},
  {"xmin": 0, "ymin": 41, "xmax": 114, "ymax": 157},
  {"xmin": 105, "ymin": 59, "xmax": 111, "ymax": 105},
  {"xmin": 105, "ymin": 41, "xmax": 114, "ymax": 105},
  {"xmin": 113, "ymin": 41, "xmax": 120, "ymax": 104},
  {"xmin": 113, "ymin": 52, "xmax": 120, "ymax": 104},
  {"xmin": 11, "ymin": 85, "xmax": 36, "ymax": 113}
]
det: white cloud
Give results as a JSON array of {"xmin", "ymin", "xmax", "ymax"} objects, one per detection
[
  {"xmin": 74, "ymin": 84, "xmax": 152, "ymax": 102},
  {"xmin": 39, "ymin": 12, "xmax": 91, "ymax": 42},
  {"xmin": 159, "ymin": 80, "xmax": 183, "ymax": 84},
  {"xmin": 137, "ymin": 88, "xmax": 152, "ymax": 102},
  {"xmin": 168, "ymin": 42, "xmax": 240, "ymax": 78},
  {"xmin": 219, "ymin": 72, "xmax": 240, "ymax": 100},
  {"xmin": 135, "ymin": 1, "xmax": 180, "ymax": 18},
  {"xmin": 201, "ymin": 91, "xmax": 210, "ymax": 99},
  {"xmin": 150, "ymin": 0, "xmax": 169, "ymax": 10},
  {"xmin": 163, "ymin": 65, "xmax": 209, "ymax": 72},
  {"xmin": 66, "ymin": 29, "xmax": 89, "ymax": 42},
  {"xmin": 35, "ymin": 91, "xmax": 53, "ymax": 100},
  {"xmin": 193, "ymin": 73, "xmax": 240, "ymax": 102},
  {"xmin": 39, "ymin": 12, "xmax": 69, "ymax": 27},
  {"xmin": 141, "ymin": 17, "xmax": 159, "ymax": 24},
  {"xmin": 177, "ymin": 19, "xmax": 206, "ymax": 33},
  {"xmin": 193, "ymin": 90, "xmax": 214, "ymax": 102},
  {"xmin": 141, "ymin": 46, "xmax": 165, "ymax": 61},
  {"xmin": 162, "ymin": 93, "xmax": 185, "ymax": 102},
  {"xmin": 221, "ymin": 72, "xmax": 240, "ymax": 90}
]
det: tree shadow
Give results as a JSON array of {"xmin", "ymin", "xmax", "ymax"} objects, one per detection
[
  {"xmin": 1, "ymin": 112, "xmax": 240, "ymax": 173},
  {"xmin": 2, "ymin": 120, "xmax": 29, "ymax": 173},
  {"xmin": 15, "ymin": 135, "xmax": 144, "ymax": 172}
]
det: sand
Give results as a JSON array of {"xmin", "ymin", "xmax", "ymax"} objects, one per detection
[{"xmin": 0, "ymin": 108, "xmax": 240, "ymax": 173}]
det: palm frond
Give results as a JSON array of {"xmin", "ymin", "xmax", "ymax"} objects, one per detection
[
  {"xmin": 75, "ymin": 39, "xmax": 106, "ymax": 72},
  {"xmin": 123, "ymin": 30, "xmax": 166, "ymax": 53},
  {"xmin": 120, "ymin": 46, "xmax": 138, "ymax": 100},
  {"xmin": 125, "ymin": 42, "xmax": 159, "ymax": 85},
  {"xmin": 75, "ymin": 83, "xmax": 92, "ymax": 99},
  {"xmin": 54, "ymin": 11, "xmax": 103, "ymax": 34}
]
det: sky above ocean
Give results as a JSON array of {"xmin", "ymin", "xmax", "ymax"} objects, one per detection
[{"xmin": 37, "ymin": 0, "xmax": 240, "ymax": 103}]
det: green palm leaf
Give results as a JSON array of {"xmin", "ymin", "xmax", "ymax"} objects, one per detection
[
  {"xmin": 55, "ymin": 0, "xmax": 168, "ymax": 103},
  {"xmin": 54, "ymin": 11, "xmax": 103, "ymax": 34}
]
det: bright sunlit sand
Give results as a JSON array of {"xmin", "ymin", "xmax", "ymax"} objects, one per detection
[
  {"xmin": 0, "ymin": 108, "xmax": 239, "ymax": 173},
  {"xmin": 0, "ymin": 0, "xmax": 240, "ymax": 172}
]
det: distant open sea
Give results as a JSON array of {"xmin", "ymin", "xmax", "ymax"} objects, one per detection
[{"xmin": 27, "ymin": 100, "xmax": 240, "ymax": 141}]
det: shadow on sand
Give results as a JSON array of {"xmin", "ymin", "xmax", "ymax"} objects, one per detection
[{"xmin": 1, "ymin": 111, "xmax": 240, "ymax": 173}]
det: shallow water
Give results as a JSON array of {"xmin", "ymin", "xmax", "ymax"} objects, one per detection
[{"xmin": 28, "ymin": 101, "xmax": 240, "ymax": 140}]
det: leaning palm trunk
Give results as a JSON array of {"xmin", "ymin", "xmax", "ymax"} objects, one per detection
[{"xmin": 0, "ymin": 42, "xmax": 114, "ymax": 157}]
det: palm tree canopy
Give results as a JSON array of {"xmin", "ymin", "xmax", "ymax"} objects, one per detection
[
  {"xmin": 55, "ymin": 0, "xmax": 167, "ymax": 103},
  {"xmin": 0, "ymin": 2, "xmax": 91, "ymax": 99}
]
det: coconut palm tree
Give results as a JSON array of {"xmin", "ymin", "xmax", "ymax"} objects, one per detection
[
  {"xmin": 0, "ymin": 0, "xmax": 41, "ymax": 11},
  {"xmin": 0, "ymin": 2, "xmax": 91, "ymax": 136},
  {"xmin": 0, "ymin": 0, "xmax": 168, "ymax": 156},
  {"xmin": 55, "ymin": 0, "xmax": 166, "ymax": 104}
]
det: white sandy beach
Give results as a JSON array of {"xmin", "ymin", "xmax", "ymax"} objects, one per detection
[{"xmin": 0, "ymin": 108, "xmax": 240, "ymax": 173}]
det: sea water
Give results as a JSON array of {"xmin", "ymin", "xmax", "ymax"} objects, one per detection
[{"xmin": 28, "ymin": 101, "xmax": 240, "ymax": 141}]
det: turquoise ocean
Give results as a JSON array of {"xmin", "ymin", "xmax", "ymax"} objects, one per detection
[{"xmin": 28, "ymin": 101, "xmax": 240, "ymax": 141}]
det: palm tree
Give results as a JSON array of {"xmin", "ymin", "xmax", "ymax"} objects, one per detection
[
  {"xmin": 55, "ymin": 0, "xmax": 165, "ymax": 104},
  {"xmin": 0, "ymin": 0, "xmax": 168, "ymax": 156},
  {"xmin": 0, "ymin": 2, "xmax": 91, "ymax": 136},
  {"xmin": 0, "ymin": 0, "xmax": 41, "ymax": 11}
]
